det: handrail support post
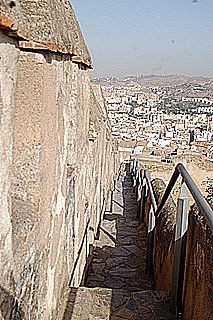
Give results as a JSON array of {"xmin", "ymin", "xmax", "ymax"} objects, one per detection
[
  {"xmin": 140, "ymin": 171, "xmax": 146, "ymax": 222},
  {"xmin": 146, "ymin": 205, "xmax": 155, "ymax": 275},
  {"xmin": 172, "ymin": 181, "xmax": 189, "ymax": 317}
]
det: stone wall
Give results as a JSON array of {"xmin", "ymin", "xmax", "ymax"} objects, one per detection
[{"xmin": 0, "ymin": 2, "xmax": 118, "ymax": 319}]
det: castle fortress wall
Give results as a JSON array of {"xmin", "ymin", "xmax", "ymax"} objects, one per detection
[{"xmin": 0, "ymin": 2, "xmax": 118, "ymax": 319}]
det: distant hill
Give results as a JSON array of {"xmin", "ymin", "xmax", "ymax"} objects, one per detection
[{"xmin": 93, "ymin": 74, "xmax": 212, "ymax": 88}]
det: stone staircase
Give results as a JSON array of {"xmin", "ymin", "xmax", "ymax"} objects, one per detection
[{"xmin": 61, "ymin": 169, "xmax": 177, "ymax": 319}]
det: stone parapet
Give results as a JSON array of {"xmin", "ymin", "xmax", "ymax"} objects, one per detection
[
  {"xmin": 183, "ymin": 198, "xmax": 213, "ymax": 320},
  {"xmin": 144, "ymin": 178, "xmax": 176, "ymax": 291},
  {"xmin": 144, "ymin": 176, "xmax": 212, "ymax": 320}
]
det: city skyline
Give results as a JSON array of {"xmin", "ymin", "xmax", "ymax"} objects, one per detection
[{"xmin": 71, "ymin": 0, "xmax": 213, "ymax": 78}]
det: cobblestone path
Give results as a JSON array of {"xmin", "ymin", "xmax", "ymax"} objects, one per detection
[{"xmin": 61, "ymin": 168, "xmax": 176, "ymax": 320}]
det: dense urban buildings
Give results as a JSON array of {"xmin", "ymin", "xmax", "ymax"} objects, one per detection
[
  {"xmin": 94, "ymin": 75, "xmax": 213, "ymax": 159},
  {"xmin": 93, "ymin": 75, "xmax": 213, "ymax": 196}
]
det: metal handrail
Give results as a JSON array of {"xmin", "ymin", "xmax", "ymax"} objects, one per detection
[
  {"xmin": 144, "ymin": 169, "xmax": 158, "ymax": 213},
  {"xmin": 130, "ymin": 159, "xmax": 213, "ymax": 317},
  {"xmin": 155, "ymin": 163, "xmax": 213, "ymax": 232},
  {"xmin": 134, "ymin": 160, "xmax": 213, "ymax": 232}
]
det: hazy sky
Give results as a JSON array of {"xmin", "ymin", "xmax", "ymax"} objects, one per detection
[{"xmin": 71, "ymin": 0, "xmax": 213, "ymax": 77}]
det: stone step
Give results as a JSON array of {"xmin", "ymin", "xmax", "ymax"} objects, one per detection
[{"xmin": 61, "ymin": 287, "xmax": 177, "ymax": 320}]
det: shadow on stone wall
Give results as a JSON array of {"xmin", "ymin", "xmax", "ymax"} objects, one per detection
[
  {"xmin": 61, "ymin": 221, "xmax": 94, "ymax": 320},
  {"xmin": 68, "ymin": 219, "xmax": 91, "ymax": 288},
  {"xmin": 0, "ymin": 286, "xmax": 24, "ymax": 320}
]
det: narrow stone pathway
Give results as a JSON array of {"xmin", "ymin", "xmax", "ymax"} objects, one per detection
[
  {"xmin": 85, "ymin": 169, "xmax": 152, "ymax": 291},
  {"xmin": 61, "ymin": 166, "xmax": 176, "ymax": 320}
]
